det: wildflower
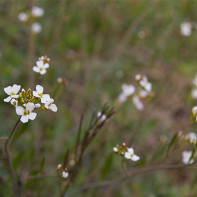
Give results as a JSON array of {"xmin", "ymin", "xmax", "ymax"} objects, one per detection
[
  {"xmin": 192, "ymin": 106, "xmax": 197, "ymax": 121},
  {"xmin": 185, "ymin": 132, "xmax": 197, "ymax": 144},
  {"xmin": 180, "ymin": 22, "xmax": 192, "ymax": 37},
  {"xmin": 33, "ymin": 60, "xmax": 49, "ymax": 75},
  {"xmin": 11, "ymin": 99, "xmax": 18, "ymax": 106},
  {"xmin": 31, "ymin": 6, "xmax": 44, "ymax": 17},
  {"xmin": 118, "ymin": 84, "xmax": 135, "ymax": 103},
  {"xmin": 139, "ymin": 76, "xmax": 152, "ymax": 93},
  {"xmin": 43, "ymin": 98, "xmax": 57, "ymax": 112},
  {"xmin": 182, "ymin": 151, "xmax": 194, "ymax": 164},
  {"xmin": 192, "ymin": 89, "xmax": 197, "ymax": 99},
  {"xmin": 62, "ymin": 171, "xmax": 69, "ymax": 178},
  {"xmin": 18, "ymin": 12, "xmax": 28, "ymax": 22},
  {"xmin": 57, "ymin": 77, "xmax": 63, "ymax": 84},
  {"xmin": 113, "ymin": 147, "xmax": 118, "ymax": 153},
  {"xmin": 4, "ymin": 84, "xmax": 21, "ymax": 102},
  {"xmin": 31, "ymin": 23, "xmax": 42, "ymax": 34},
  {"xmin": 97, "ymin": 112, "xmax": 106, "ymax": 123},
  {"xmin": 16, "ymin": 102, "xmax": 37, "ymax": 123},
  {"xmin": 133, "ymin": 95, "xmax": 144, "ymax": 111},
  {"xmin": 33, "ymin": 85, "xmax": 50, "ymax": 103},
  {"xmin": 124, "ymin": 147, "xmax": 140, "ymax": 161}
]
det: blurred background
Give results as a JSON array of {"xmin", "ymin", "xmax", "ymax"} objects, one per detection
[{"xmin": 1, "ymin": 0, "xmax": 197, "ymax": 196}]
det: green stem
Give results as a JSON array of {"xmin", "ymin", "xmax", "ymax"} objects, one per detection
[{"xmin": 4, "ymin": 117, "xmax": 21, "ymax": 196}]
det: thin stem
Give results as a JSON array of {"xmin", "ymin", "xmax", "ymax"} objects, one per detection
[{"xmin": 4, "ymin": 118, "xmax": 21, "ymax": 196}]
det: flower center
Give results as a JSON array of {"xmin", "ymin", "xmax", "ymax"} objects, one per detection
[
  {"xmin": 130, "ymin": 153, "xmax": 134, "ymax": 157},
  {"xmin": 10, "ymin": 91, "xmax": 15, "ymax": 95},
  {"xmin": 39, "ymin": 67, "xmax": 43, "ymax": 71},
  {"xmin": 38, "ymin": 93, "xmax": 43, "ymax": 98},
  {"xmin": 23, "ymin": 110, "xmax": 30, "ymax": 116}
]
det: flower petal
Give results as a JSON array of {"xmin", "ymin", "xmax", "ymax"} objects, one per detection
[
  {"xmin": 128, "ymin": 148, "xmax": 134, "ymax": 154},
  {"xmin": 43, "ymin": 63, "xmax": 49, "ymax": 69},
  {"xmin": 36, "ymin": 85, "xmax": 43, "ymax": 94},
  {"xmin": 4, "ymin": 96, "xmax": 11, "ymax": 102},
  {"xmin": 4, "ymin": 86, "xmax": 12, "ymax": 95},
  {"xmin": 28, "ymin": 112, "xmax": 37, "ymax": 120},
  {"xmin": 12, "ymin": 84, "xmax": 21, "ymax": 94},
  {"xmin": 131, "ymin": 155, "xmax": 140, "ymax": 161},
  {"xmin": 124, "ymin": 152, "xmax": 131, "ymax": 159},
  {"xmin": 49, "ymin": 104, "xmax": 57, "ymax": 112},
  {"xmin": 33, "ymin": 91, "xmax": 39, "ymax": 97},
  {"xmin": 33, "ymin": 66, "xmax": 40, "ymax": 73},
  {"xmin": 26, "ymin": 103, "xmax": 35, "ymax": 112},
  {"xmin": 16, "ymin": 106, "xmax": 24, "ymax": 115},
  {"xmin": 36, "ymin": 60, "xmax": 43, "ymax": 67},
  {"xmin": 40, "ymin": 69, "xmax": 46, "ymax": 75},
  {"xmin": 41, "ymin": 94, "xmax": 50, "ymax": 103},
  {"xmin": 21, "ymin": 115, "xmax": 28, "ymax": 123}
]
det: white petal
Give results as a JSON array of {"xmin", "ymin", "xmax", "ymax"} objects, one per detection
[
  {"xmin": 41, "ymin": 94, "xmax": 50, "ymax": 103},
  {"xmin": 33, "ymin": 66, "xmax": 40, "ymax": 73},
  {"xmin": 12, "ymin": 84, "xmax": 21, "ymax": 94},
  {"xmin": 131, "ymin": 155, "xmax": 140, "ymax": 161},
  {"xmin": 49, "ymin": 104, "xmax": 57, "ymax": 112},
  {"xmin": 36, "ymin": 85, "xmax": 43, "ymax": 94},
  {"xmin": 44, "ymin": 103, "xmax": 49, "ymax": 109},
  {"xmin": 40, "ymin": 69, "xmax": 46, "ymax": 75},
  {"xmin": 11, "ymin": 95, "xmax": 19, "ymax": 98},
  {"xmin": 128, "ymin": 148, "xmax": 134, "ymax": 154},
  {"xmin": 124, "ymin": 152, "xmax": 131, "ymax": 159},
  {"xmin": 26, "ymin": 103, "xmax": 35, "ymax": 112},
  {"xmin": 33, "ymin": 91, "xmax": 39, "ymax": 97},
  {"xmin": 36, "ymin": 60, "xmax": 44, "ymax": 67},
  {"xmin": 35, "ymin": 103, "xmax": 41, "ymax": 108},
  {"xmin": 28, "ymin": 112, "xmax": 37, "ymax": 120},
  {"xmin": 4, "ymin": 86, "xmax": 12, "ymax": 95},
  {"xmin": 43, "ymin": 63, "xmax": 49, "ymax": 69},
  {"xmin": 4, "ymin": 96, "xmax": 11, "ymax": 102},
  {"xmin": 21, "ymin": 115, "xmax": 29, "ymax": 123},
  {"xmin": 16, "ymin": 106, "xmax": 24, "ymax": 115}
]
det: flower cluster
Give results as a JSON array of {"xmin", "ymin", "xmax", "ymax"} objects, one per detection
[
  {"xmin": 4, "ymin": 84, "xmax": 57, "ymax": 123},
  {"xmin": 33, "ymin": 56, "xmax": 50, "ymax": 75},
  {"xmin": 18, "ymin": 6, "xmax": 44, "ymax": 34},
  {"xmin": 118, "ymin": 74, "xmax": 153, "ymax": 110},
  {"xmin": 57, "ymin": 164, "xmax": 69, "ymax": 179},
  {"xmin": 180, "ymin": 22, "xmax": 193, "ymax": 37},
  {"xmin": 113, "ymin": 143, "xmax": 140, "ymax": 161}
]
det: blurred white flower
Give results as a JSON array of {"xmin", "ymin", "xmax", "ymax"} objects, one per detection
[
  {"xmin": 180, "ymin": 22, "xmax": 192, "ymax": 37},
  {"xmin": 192, "ymin": 106, "xmax": 197, "ymax": 121},
  {"xmin": 139, "ymin": 76, "xmax": 152, "ymax": 93},
  {"xmin": 113, "ymin": 147, "xmax": 118, "ymax": 152},
  {"xmin": 192, "ymin": 89, "xmax": 197, "ymax": 99},
  {"xmin": 97, "ymin": 112, "xmax": 106, "ymax": 123},
  {"xmin": 33, "ymin": 60, "xmax": 49, "ymax": 75},
  {"xmin": 118, "ymin": 84, "xmax": 135, "ymax": 103},
  {"xmin": 4, "ymin": 84, "xmax": 21, "ymax": 102},
  {"xmin": 16, "ymin": 102, "xmax": 37, "ymax": 123},
  {"xmin": 182, "ymin": 151, "xmax": 194, "ymax": 164},
  {"xmin": 57, "ymin": 77, "xmax": 63, "ymax": 83},
  {"xmin": 11, "ymin": 99, "xmax": 18, "ymax": 106},
  {"xmin": 33, "ymin": 85, "xmax": 50, "ymax": 103},
  {"xmin": 124, "ymin": 148, "xmax": 140, "ymax": 161},
  {"xmin": 43, "ymin": 98, "xmax": 57, "ymax": 112},
  {"xmin": 133, "ymin": 95, "xmax": 144, "ymax": 111},
  {"xmin": 18, "ymin": 12, "xmax": 28, "ymax": 22},
  {"xmin": 62, "ymin": 171, "xmax": 69, "ymax": 178},
  {"xmin": 188, "ymin": 132, "xmax": 197, "ymax": 144},
  {"xmin": 32, "ymin": 6, "xmax": 44, "ymax": 17},
  {"xmin": 31, "ymin": 23, "xmax": 42, "ymax": 34}
]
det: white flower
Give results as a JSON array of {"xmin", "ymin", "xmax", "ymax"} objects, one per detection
[
  {"xmin": 62, "ymin": 171, "xmax": 69, "ymax": 178},
  {"xmin": 57, "ymin": 164, "xmax": 62, "ymax": 170},
  {"xmin": 124, "ymin": 148, "xmax": 140, "ymax": 161},
  {"xmin": 139, "ymin": 90, "xmax": 149, "ymax": 98},
  {"xmin": 43, "ymin": 98, "xmax": 57, "ymax": 112},
  {"xmin": 133, "ymin": 95, "xmax": 144, "ymax": 111},
  {"xmin": 192, "ymin": 106, "xmax": 197, "ymax": 121},
  {"xmin": 31, "ymin": 6, "xmax": 44, "ymax": 17},
  {"xmin": 97, "ymin": 112, "xmax": 106, "ymax": 123},
  {"xmin": 4, "ymin": 84, "xmax": 21, "ymax": 102},
  {"xmin": 31, "ymin": 23, "xmax": 42, "ymax": 34},
  {"xmin": 182, "ymin": 151, "xmax": 194, "ymax": 164},
  {"xmin": 121, "ymin": 84, "xmax": 135, "ymax": 97},
  {"xmin": 113, "ymin": 147, "xmax": 118, "ymax": 152},
  {"xmin": 57, "ymin": 77, "xmax": 63, "ymax": 83},
  {"xmin": 192, "ymin": 89, "xmax": 197, "ymax": 99},
  {"xmin": 33, "ymin": 85, "xmax": 50, "ymax": 103},
  {"xmin": 16, "ymin": 102, "xmax": 37, "ymax": 123},
  {"xmin": 33, "ymin": 60, "xmax": 49, "ymax": 75},
  {"xmin": 180, "ymin": 22, "xmax": 192, "ymax": 37},
  {"xmin": 11, "ymin": 99, "xmax": 18, "ymax": 106},
  {"xmin": 18, "ymin": 12, "xmax": 28, "ymax": 22},
  {"xmin": 188, "ymin": 132, "xmax": 197, "ymax": 144},
  {"xmin": 139, "ymin": 77, "xmax": 152, "ymax": 93},
  {"xmin": 118, "ymin": 93, "xmax": 127, "ymax": 103}
]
